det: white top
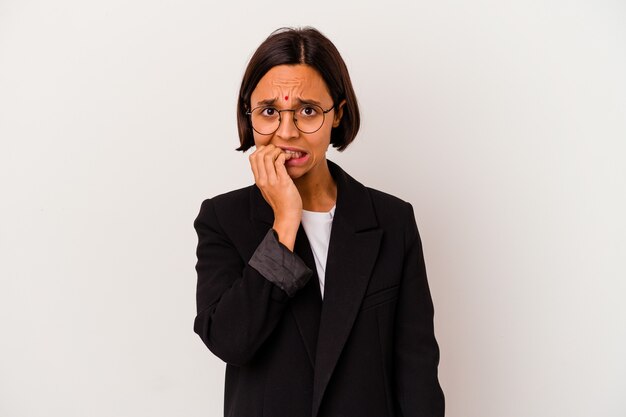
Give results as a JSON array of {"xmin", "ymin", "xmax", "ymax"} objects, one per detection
[{"xmin": 300, "ymin": 205, "xmax": 336, "ymax": 300}]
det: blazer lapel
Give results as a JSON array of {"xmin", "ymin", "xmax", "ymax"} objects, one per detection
[
  {"xmin": 312, "ymin": 160, "xmax": 383, "ymax": 417},
  {"xmin": 291, "ymin": 229, "xmax": 323, "ymax": 367},
  {"xmin": 249, "ymin": 185, "xmax": 322, "ymax": 368}
]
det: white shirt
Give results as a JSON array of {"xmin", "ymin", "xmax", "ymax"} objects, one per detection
[{"xmin": 300, "ymin": 205, "xmax": 336, "ymax": 300}]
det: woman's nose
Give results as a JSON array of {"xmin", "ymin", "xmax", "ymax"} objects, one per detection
[{"xmin": 275, "ymin": 111, "xmax": 299, "ymax": 140}]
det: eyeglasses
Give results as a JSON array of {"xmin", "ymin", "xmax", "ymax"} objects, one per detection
[{"xmin": 246, "ymin": 104, "xmax": 334, "ymax": 135}]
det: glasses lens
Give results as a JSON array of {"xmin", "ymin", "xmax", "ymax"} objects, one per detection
[
  {"xmin": 294, "ymin": 105, "xmax": 325, "ymax": 133},
  {"xmin": 250, "ymin": 107, "xmax": 280, "ymax": 135}
]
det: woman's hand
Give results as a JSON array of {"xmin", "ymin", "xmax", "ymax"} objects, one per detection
[{"xmin": 249, "ymin": 144, "xmax": 302, "ymax": 251}]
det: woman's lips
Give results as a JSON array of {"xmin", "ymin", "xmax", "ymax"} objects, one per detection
[
  {"xmin": 284, "ymin": 149, "xmax": 305, "ymax": 158},
  {"xmin": 283, "ymin": 150, "xmax": 309, "ymax": 166}
]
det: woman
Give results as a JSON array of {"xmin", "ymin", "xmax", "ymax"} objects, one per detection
[{"xmin": 193, "ymin": 27, "xmax": 445, "ymax": 417}]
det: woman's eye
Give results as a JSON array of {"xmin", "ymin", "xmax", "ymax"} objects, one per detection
[
  {"xmin": 260, "ymin": 107, "xmax": 277, "ymax": 117},
  {"xmin": 300, "ymin": 106, "xmax": 318, "ymax": 117}
]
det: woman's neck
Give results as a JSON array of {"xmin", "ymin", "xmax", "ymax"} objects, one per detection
[{"xmin": 293, "ymin": 160, "xmax": 337, "ymax": 212}]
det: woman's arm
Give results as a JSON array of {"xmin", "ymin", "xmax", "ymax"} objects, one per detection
[
  {"xmin": 393, "ymin": 202, "xmax": 445, "ymax": 416},
  {"xmin": 193, "ymin": 197, "xmax": 312, "ymax": 366}
]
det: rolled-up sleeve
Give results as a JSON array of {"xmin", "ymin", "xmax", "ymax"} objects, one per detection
[{"xmin": 248, "ymin": 228, "xmax": 313, "ymax": 297}]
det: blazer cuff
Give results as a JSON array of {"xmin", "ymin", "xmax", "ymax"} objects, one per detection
[{"xmin": 248, "ymin": 228, "xmax": 313, "ymax": 297}]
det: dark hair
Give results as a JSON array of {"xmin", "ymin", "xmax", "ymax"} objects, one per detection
[{"xmin": 236, "ymin": 27, "xmax": 360, "ymax": 152}]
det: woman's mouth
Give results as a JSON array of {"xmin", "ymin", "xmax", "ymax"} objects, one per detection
[
  {"xmin": 283, "ymin": 149, "xmax": 309, "ymax": 166},
  {"xmin": 284, "ymin": 149, "xmax": 305, "ymax": 159}
]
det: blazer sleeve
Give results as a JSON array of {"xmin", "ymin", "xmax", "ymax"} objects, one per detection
[
  {"xmin": 193, "ymin": 198, "xmax": 313, "ymax": 366},
  {"xmin": 393, "ymin": 202, "xmax": 445, "ymax": 416}
]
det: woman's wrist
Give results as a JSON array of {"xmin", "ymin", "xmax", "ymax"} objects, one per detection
[{"xmin": 272, "ymin": 217, "xmax": 300, "ymax": 251}]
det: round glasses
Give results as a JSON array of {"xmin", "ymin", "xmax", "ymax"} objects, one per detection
[{"xmin": 247, "ymin": 104, "xmax": 334, "ymax": 135}]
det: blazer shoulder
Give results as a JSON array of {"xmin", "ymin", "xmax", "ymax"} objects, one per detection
[
  {"xmin": 203, "ymin": 185, "xmax": 253, "ymax": 206},
  {"xmin": 366, "ymin": 186, "xmax": 409, "ymax": 206},
  {"xmin": 195, "ymin": 185, "xmax": 254, "ymax": 227},
  {"xmin": 366, "ymin": 186, "xmax": 413, "ymax": 217}
]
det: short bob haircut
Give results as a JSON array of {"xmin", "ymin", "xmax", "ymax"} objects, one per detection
[{"xmin": 236, "ymin": 27, "xmax": 360, "ymax": 152}]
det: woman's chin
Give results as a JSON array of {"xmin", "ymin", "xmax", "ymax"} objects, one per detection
[{"xmin": 285, "ymin": 166, "xmax": 305, "ymax": 179}]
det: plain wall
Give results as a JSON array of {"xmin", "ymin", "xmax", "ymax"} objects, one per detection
[{"xmin": 1, "ymin": 1, "xmax": 625, "ymax": 416}]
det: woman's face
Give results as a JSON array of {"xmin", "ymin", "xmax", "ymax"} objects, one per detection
[{"xmin": 249, "ymin": 64, "xmax": 344, "ymax": 180}]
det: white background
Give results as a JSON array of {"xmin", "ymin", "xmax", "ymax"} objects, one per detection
[{"xmin": 1, "ymin": 1, "xmax": 625, "ymax": 416}]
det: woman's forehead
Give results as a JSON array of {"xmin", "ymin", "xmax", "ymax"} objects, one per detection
[{"xmin": 252, "ymin": 64, "xmax": 331, "ymax": 102}]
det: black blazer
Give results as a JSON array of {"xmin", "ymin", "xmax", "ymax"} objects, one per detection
[{"xmin": 193, "ymin": 160, "xmax": 444, "ymax": 417}]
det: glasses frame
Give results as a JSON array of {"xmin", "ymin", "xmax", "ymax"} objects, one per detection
[{"xmin": 246, "ymin": 104, "xmax": 335, "ymax": 135}]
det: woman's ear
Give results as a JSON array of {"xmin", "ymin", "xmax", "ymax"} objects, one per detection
[{"xmin": 332, "ymin": 99, "xmax": 347, "ymax": 128}]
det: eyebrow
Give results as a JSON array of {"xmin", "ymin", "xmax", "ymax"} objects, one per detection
[
  {"xmin": 255, "ymin": 98, "xmax": 278, "ymax": 106},
  {"xmin": 296, "ymin": 98, "xmax": 323, "ymax": 106},
  {"xmin": 254, "ymin": 97, "xmax": 324, "ymax": 106}
]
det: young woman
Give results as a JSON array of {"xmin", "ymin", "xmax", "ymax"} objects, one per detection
[{"xmin": 193, "ymin": 27, "xmax": 445, "ymax": 417}]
